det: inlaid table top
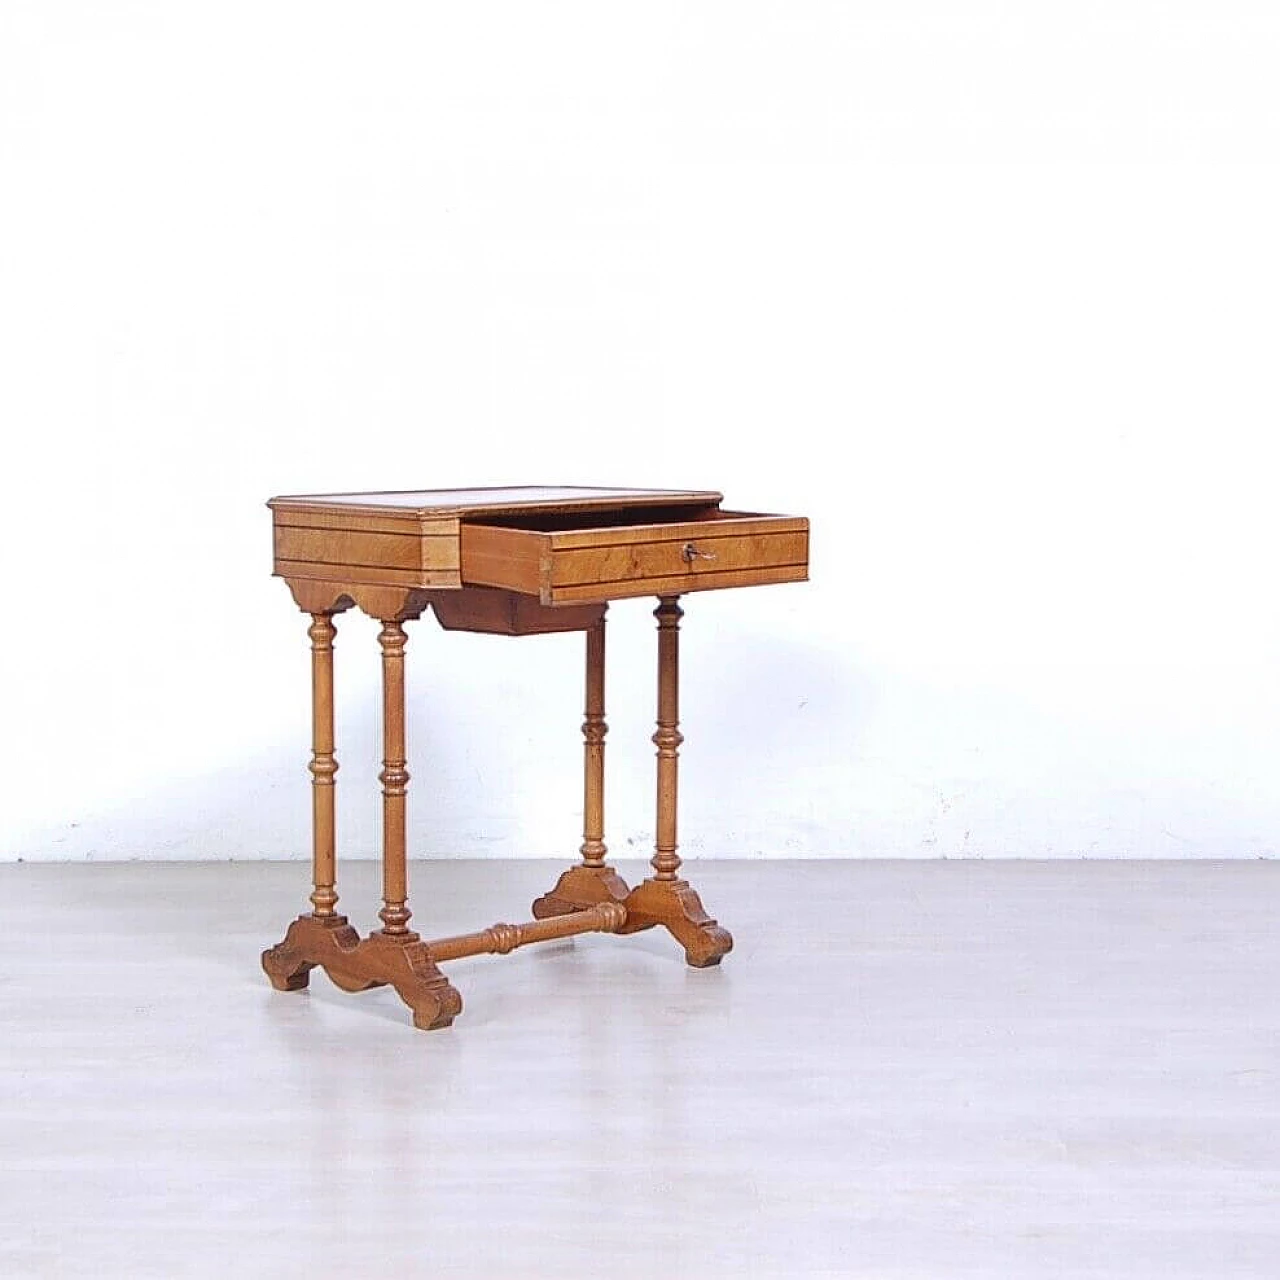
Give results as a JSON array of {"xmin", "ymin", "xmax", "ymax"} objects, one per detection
[{"xmin": 268, "ymin": 485, "xmax": 724, "ymax": 517}]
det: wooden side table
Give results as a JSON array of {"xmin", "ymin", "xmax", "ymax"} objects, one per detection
[{"xmin": 260, "ymin": 486, "xmax": 809, "ymax": 1029}]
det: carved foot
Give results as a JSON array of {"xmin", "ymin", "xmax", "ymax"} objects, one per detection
[
  {"xmin": 619, "ymin": 879, "xmax": 734, "ymax": 968},
  {"xmin": 531, "ymin": 864, "xmax": 632, "ymax": 919},
  {"xmin": 261, "ymin": 915, "xmax": 464, "ymax": 1030},
  {"xmin": 362, "ymin": 931, "xmax": 464, "ymax": 1031},
  {"xmin": 262, "ymin": 914, "xmax": 358, "ymax": 991}
]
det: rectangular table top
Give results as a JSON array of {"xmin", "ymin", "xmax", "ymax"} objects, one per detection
[{"xmin": 268, "ymin": 486, "xmax": 724, "ymax": 519}]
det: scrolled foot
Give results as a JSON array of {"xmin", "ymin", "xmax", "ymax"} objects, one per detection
[
  {"xmin": 261, "ymin": 940, "xmax": 313, "ymax": 991},
  {"xmin": 620, "ymin": 878, "xmax": 734, "ymax": 967},
  {"xmin": 359, "ymin": 931, "xmax": 465, "ymax": 1032},
  {"xmin": 682, "ymin": 922, "xmax": 734, "ymax": 968},
  {"xmin": 406, "ymin": 979, "xmax": 465, "ymax": 1031},
  {"xmin": 262, "ymin": 913, "xmax": 354, "ymax": 991}
]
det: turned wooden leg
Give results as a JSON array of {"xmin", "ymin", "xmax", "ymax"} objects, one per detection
[
  {"xmin": 263, "ymin": 610, "xmax": 356, "ymax": 992},
  {"xmin": 376, "ymin": 620, "xmax": 413, "ymax": 936},
  {"xmin": 367, "ymin": 618, "xmax": 463, "ymax": 1029},
  {"xmin": 651, "ymin": 596, "xmax": 684, "ymax": 883},
  {"xmin": 309, "ymin": 613, "xmax": 341, "ymax": 918},
  {"xmin": 580, "ymin": 614, "xmax": 609, "ymax": 871},
  {"xmin": 620, "ymin": 596, "xmax": 733, "ymax": 967},
  {"xmin": 532, "ymin": 612, "xmax": 631, "ymax": 917}
]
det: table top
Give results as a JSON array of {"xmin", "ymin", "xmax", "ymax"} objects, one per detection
[{"xmin": 269, "ymin": 486, "xmax": 724, "ymax": 519}]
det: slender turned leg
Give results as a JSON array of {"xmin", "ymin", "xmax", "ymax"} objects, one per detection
[
  {"xmin": 263, "ymin": 612, "xmax": 360, "ymax": 991},
  {"xmin": 356, "ymin": 619, "xmax": 463, "ymax": 1028},
  {"xmin": 620, "ymin": 596, "xmax": 733, "ymax": 967},
  {"xmin": 580, "ymin": 614, "xmax": 609, "ymax": 870},
  {"xmin": 532, "ymin": 612, "xmax": 631, "ymax": 917},
  {"xmin": 651, "ymin": 596, "xmax": 683, "ymax": 882},
  {"xmin": 376, "ymin": 620, "xmax": 413, "ymax": 935},
  {"xmin": 309, "ymin": 613, "xmax": 341, "ymax": 918}
]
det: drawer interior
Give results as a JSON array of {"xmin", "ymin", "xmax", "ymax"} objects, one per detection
[{"xmin": 466, "ymin": 502, "xmax": 726, "ymax": 533}]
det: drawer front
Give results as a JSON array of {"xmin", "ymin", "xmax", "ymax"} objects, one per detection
[{"xmin": 461, "ymin": 513, "xmax": 808, "ymax": 604}]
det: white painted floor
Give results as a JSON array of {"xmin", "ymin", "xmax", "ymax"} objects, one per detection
[{"xmin": 1, "ymin": 859, "xmax": 1278, "ymax": 1279}]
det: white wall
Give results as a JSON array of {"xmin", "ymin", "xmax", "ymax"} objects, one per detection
[{"xmin": 2, "ymin": 2, "xmax": 1278, "ymax": 862}]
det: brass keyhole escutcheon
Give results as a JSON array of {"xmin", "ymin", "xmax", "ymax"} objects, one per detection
[{"xmin": 682, "ymin": 542, "xmax": 717, "ymax": 564}]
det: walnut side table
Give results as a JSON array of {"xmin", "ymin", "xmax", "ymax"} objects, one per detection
[{"xmin": 260, "ymin": 486, "xmax": 809, "ymax": 1030}]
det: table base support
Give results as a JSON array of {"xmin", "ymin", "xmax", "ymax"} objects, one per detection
[
  {"xmin": 262, "ymin": 915, "xmax": 464, "ymax": 1030},
  {"xmin": 531, "ymin": 868, "xmax": 733, "ymax": 969},
  {"xmin": 263, "ymin": 902, "xmax": 635, "ymax": 1029}
]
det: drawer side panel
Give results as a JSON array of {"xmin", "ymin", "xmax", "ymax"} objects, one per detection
[{"xmin": 460, "ymin": 524, "xmax": 547, "ymax": 595}]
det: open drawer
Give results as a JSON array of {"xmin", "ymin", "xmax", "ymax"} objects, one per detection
[{"xmin": 460, "ymin": 508, "xmax": 809, "ymax": 605}]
